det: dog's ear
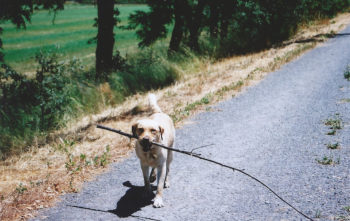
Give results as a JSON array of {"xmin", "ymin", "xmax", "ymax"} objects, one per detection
[
  {"xmin": 159, "ymin": 126, "xmax": 164, "ymax": 140},
  {"xmin": 132, "ymin": 123, "xmax": 138, "ymax": 138}
]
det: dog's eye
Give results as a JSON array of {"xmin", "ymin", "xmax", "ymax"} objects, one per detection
[
  {"xmin": 151, "ymin": 129, "xmax": 157, "ymax": 134},
  {"xmin": 138, "ymin": 128, "xmax": 144, "ymax": 133}
]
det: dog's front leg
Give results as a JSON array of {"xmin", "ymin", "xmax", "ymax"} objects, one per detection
[
  {"xmin": 141, "ymin": 163, "xmax": 152, "ymax": 198},
  {"xmin": 153, "ymin": 162, "xmax": 166, "ymax": 208},
  {"xmin": 164, "ymin": 150, "xmax": 172, "ymax": 188}
]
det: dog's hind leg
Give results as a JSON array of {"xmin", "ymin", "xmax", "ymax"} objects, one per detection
[{"xmin": 149, "ymin": 168, "xmax": 156, "ymax": 183}]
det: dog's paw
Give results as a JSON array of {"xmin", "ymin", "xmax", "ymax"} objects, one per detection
[
  {"xmin": 153, "ymin": 196, "xmax": 164, "ymax": 208},
  {"xmin": 164, "ymin": 180, "xmax": 170, "ymax": 188}
]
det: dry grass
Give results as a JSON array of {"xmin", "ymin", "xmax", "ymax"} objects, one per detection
[{"xmin": 1, "ymin": 12, "xmax": 350, "ymax": 221}]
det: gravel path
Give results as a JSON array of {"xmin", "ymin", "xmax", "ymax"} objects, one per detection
[{"xmin": 36, "ymin": 26, "xmax": 350, "ymax": 221}]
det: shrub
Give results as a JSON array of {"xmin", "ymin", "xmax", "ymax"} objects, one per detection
[
  {"xmin": 0, "ymin": 50, "xmax": 77, "ymax": 156},
  {"xmin": 115, "ymin": 48, "xmax": 178, "ymax": 93}
]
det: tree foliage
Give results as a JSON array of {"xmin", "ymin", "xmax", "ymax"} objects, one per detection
[
  {"xmin": 127, "ymin": 0, "xmax": 173, "ymax": 48},
  {"xmin": 128, "ymin": 0, "xmax": 350, "ymax": 55}
]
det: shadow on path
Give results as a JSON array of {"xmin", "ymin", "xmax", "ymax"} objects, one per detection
[
  {"xmin": 67, "ymin": 181, "xmax": 159, "ymax": 220},
  {"xmin": 275, "ymin": 32, "xmax": 350, "ymax": 48},
  {"xmin": 113, "ymin": 181, "xmax": 154, "ymax": 217}
]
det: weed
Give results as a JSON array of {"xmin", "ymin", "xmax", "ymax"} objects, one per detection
[
  {"xmin": 327, "ymin": 142, "xmax": 340, "ymax": 149},
  {"xmin": 327, "ymin": 130, "xmax": 336, "ymax": 135},
  {"xmin": 324, "ymin": 114, "xmax": 342, "ymax": 135},
  {"xmin": 69, "ymin": 179, "xmax": 77, "ymax": 193},
  {"xmin": 336, "ymin": 215, "xmax": 350, "ymax": 221},
  {"xmin": 344, "ymin": 206, "xmax": 350, "ymax": 213},
  {"xmin": 93, "ymin": 156, "xmax": 100, "ymax": 166},
  {"xmin": 15, "ymin": 183, "xmax": 27, "ymax": 194},
  {"xmin": 340, "ymin": 98, "xmax": 350, "ymax": 103},
  {"xmin": 80, "ymin": 154, "xmax": 86, "ymax": 162},
  {"xmin": 316, "ymin": 156, "xmax": 339, "ymax": 165},
  {"xmin": 344, "ymin": 65, "xmax": 350, "ymax": 80},
  {"xmin": 92, "ymin": 145, "xmax": 111, "ymax": 167},
  {"xmin": 315, "ymin": 209, "xmax": 322, "ymax": 218},
  {"xmin": 65, "ymin": 154, "xmax": 76, "ymax": 172},
  {"xmin": 62, "ymin": 140, "xmax": 91, "ymax": 173},
  {"xmin": 99, "ymin": 145, "xmax": 110, "ymax": 167}
]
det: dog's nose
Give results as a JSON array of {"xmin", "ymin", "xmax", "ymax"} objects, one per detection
[
  {"xmin": 140, "ymin": 136, "xmax": 150, "ymax": 145},
  {"xmin": 141, "ymin": 137, "xmax": 151, "ymax": 152}
]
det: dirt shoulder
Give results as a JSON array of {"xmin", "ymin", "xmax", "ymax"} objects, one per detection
[{"xmin": 1, "ymin": 12, "xmax": 350, "ymax": 220}]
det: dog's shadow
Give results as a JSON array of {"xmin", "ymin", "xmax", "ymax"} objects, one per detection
[
  {"xmin": 68, "ymin": 181, "xmax": 158, "ymax": 220},
  {"xmin": 110, "ymin": 181, "xmax": 155, "ymax": 218}
]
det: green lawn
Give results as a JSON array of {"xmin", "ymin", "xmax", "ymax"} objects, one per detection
[{"xmin": 1, "ymin": 4, "xmax": 149, "ymax": 73}]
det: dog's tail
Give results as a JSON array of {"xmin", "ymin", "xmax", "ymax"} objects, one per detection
[{"xmin": 148, "ymin": 93, "xmax": 162, "ymax": 113}]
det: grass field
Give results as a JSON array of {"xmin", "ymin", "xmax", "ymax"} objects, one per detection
[{"xmin": 1, "ymin": 4, "xmax": 149, "ymax": 73}]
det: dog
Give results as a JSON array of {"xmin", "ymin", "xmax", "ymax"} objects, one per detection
[{"xmin": 132, "ymin": 93, "xmax": 175, "ymax": 208}]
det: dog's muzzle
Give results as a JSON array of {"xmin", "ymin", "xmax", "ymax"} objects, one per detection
[{"xmin": 140, "ymin": 138, "xmax": 152, "ymax": 152}]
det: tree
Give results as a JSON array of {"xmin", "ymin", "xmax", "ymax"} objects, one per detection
[
  {"xmin": 168, "ymin": 0, "xmax": 186, "ymax": 53},
  {"xmin": 186, "ymin": 0, "xmax": 207, "ymax": 51},
  {"xmin": 128, "ymin": 0, "xmax": 209, "ymax": 53},
  {"xmin": 208, "ymin": 1, "xmax": 219, "ymax": 38},
  {"xmin": 0, "ymin": 0, "xmax": 65, "ymax": 64},
  {"xmin": 128, "ymin": 0, "xmax": 173, "ymax": 48},
  {"xmin": 95, "ymin": 0, "xmax": 120, "ymax": 80}
]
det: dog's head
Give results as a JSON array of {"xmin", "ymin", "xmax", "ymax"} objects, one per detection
[{"xmin": 132, "ymin": 119, "xmax": 164, "ymax": 152}]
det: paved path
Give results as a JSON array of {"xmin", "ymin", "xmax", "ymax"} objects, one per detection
[{"xmin": 36, "ymin": 26, "xmax": 350, "ymax": 221}]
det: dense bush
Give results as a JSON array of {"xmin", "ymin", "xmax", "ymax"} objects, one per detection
[{"xmin": 0, "ymin": 51, "xmax": 79, "ymax": 153}]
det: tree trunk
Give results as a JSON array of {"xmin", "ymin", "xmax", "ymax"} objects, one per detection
[
  {"xmin": 188, "ymin": 0, "xmax": 206, "ymax": 52},
  {"xmin": 168, "ymin": 0, "xmax": 185, "ymax": 54},
  {"xmin": 220, "ymin": 19, "xmax": 228, "ymax": 40},
  {"xmin": 219, "ymin": 0, "xmax": 233, "ymax": 40},
  {"xmin": 95, "ymin": 0, "xmax": 115, "ymax": 80},
  {"xmin": 209, "ymin": 2, "xmax": 219, "ymax": 38}
]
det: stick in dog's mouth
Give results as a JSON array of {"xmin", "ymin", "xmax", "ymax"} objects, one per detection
[{"xmin": 140, "ymin": 138, "xmax": 153, "ymax": 152}]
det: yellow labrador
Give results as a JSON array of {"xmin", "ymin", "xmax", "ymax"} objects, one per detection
[{"xmin": 132, "ymin": 94, "xmax": 175, "ymax": 208}]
